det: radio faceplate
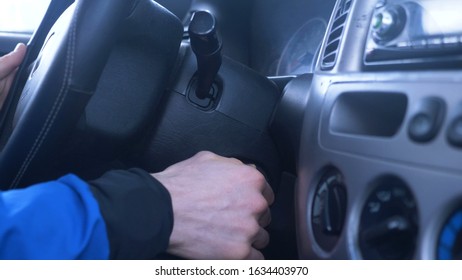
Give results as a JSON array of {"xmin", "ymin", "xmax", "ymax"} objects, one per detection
[{"xmin": 364, "ymin": 0, "xmax": 462, "ymax": 68}]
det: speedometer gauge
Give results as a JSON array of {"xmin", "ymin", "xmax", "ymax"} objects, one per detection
[{"xmin": 276, "ymin": 18, "xmax": 327, "ymax": 75}]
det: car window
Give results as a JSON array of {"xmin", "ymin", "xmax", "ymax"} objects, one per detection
[{"xmin": 0, "ymin": 0, "xmax": 51, "ymax": 33}]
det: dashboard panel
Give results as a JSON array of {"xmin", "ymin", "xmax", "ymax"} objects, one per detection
[
  {"xmin": 296, "ymin": 0, "xmax": 462, "ymax": 260},
  {"xmin": 170, "ymin": 0, "xmax": 336, "ymax": 76},
  {"xmin": 250, "ymin": 0, "xmax": 336, "ymax": 76},
  {"xmin": 158, "ymin": 0, "xmax": 462, "ymax": 260}
]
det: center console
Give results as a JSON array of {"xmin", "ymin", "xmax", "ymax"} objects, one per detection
[{"xmin": 296, "ymin": 0, "xmax": 462, "ymax": 259}]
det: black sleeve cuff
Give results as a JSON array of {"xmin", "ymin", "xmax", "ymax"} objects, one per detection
[{"xmin": 88, "ymin": 168, "xmax": 173, "ymax": 259}]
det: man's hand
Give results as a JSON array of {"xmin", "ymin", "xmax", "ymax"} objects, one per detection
[
  {"xmin": 153, "ymin": 151, "xmax": 274, "ymax": 259},
  {"xmin": 0, "ymin": 43, "xmax": 27, "ymax": 108}
]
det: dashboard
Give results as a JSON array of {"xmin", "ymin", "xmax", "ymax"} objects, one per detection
[
  {"xmin": 249, "ymin": 0, "xmax": 336, "ymax": 76},
  {"xmin": 155, "ymin": 0, "xmax": 462, "ymax": 260},
  {"xmin": 160, "ymin": 0, "xmax": 336, "ymax": 76},
  {"xmin": 296, "ymin": 0, "xmax": 462, "ymax": 259}
]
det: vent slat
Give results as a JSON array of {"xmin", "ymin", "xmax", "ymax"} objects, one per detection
[
  {"xmin": 323, "ymin": 53, "xmax": 337, "ymax": 64},
  {"xmin": 321, "ymin": 0, "xmax": 353, "ymax": 70},
  {"xmin": 327, "ymin": 26, "xmax": 344, "ymax": 44},
  {"xmin": 344, "ymin": 0, "xmax": 352, "ymax": 12},
  {"xmin": 325, "ymin": 39, "xmax": 340, "ymax": 56},
  {"xmin": 332, "ymin": 13, "xmax": 348, "ymax": 30}
]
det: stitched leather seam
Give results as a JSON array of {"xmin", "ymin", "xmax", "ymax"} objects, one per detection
[{"xmin": 11, "ymin": 3, "xmax": 81, "ymax": 188}]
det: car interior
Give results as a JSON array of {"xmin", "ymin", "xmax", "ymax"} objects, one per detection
[{"xmin": 0, "ymin": 0, "xmax": 461, "ymax": 260}]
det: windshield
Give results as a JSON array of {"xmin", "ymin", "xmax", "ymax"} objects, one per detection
[{"xmin": 0, "ymin": 0, "xmax": 51, "ymax": 33}]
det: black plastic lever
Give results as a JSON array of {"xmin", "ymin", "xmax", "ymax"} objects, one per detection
[{"xmin": 188, "ymin": 11, "xmax": 222, "ymax": 99}]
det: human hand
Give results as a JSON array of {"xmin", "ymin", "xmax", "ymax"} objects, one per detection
[
  {"xmin": 152, "ymin": 151, "xmax": 274, "ymax": 259},
  {"xmin": 0, "ymin": 43, "xmax": 27, "ymax": 108}
]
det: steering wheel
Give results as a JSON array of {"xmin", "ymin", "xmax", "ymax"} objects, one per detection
[{"xmin": 0, "ymin": 0, "xmax": 183, "ymax": 189}]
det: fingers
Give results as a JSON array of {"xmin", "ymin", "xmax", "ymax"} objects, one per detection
[
  {"xmin": 252, "ymin": 227, "xmax": 270, "ymax": 250},
  {"xmin": 0, "ymin": 68, "xmax": 18, "ymax": 107},
  {"xmin": 245, "ymin": 163, "xmax": 275, "ymax": 205},
  {"xmin": 0, "ymin": 43, "xmax": 26, "ymax": 79},
  {"xmin": 161, "ymin": 151, "xmax": 275, "ymax": 260},
  {"xmin": 245, "ymin": 248, "xmax": 265, "ymax": 260},
  {"xmin": 245, "ymin": 164, "xmax": 272, "ymax": 255},
  {"xmin": 259, "ymin": 207, "xmax": 271, "ymax": 227},
  {"xmin": 262, "ymin": 181, "xmax": 275, "ymax": 205}
]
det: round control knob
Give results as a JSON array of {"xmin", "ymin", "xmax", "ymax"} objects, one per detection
[
  {"xmin": 312, "ymin": 168, "xmax": 347, "ymax": 252},
  {"xmin": 437, "ymin": 209, "xmax": 462, "ymax": 259},
  {"xmin": 447, "ymin": 116, "xmax": 462, "ymax": 148},
  {"xmin": 372, "ymin": 5, "xmax": 407, "ymax": 43},
  {"xmin": 359, "ymin": 176, "xmax": 418, "ymax": 259}
]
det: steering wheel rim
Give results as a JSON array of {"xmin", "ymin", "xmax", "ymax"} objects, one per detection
[{"xmin": 0, "ymin": 0, "xmax": 154, "ymax": 189}]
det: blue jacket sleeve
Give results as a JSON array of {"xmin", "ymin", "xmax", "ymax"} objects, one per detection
[
  {"xmin": 0, "ymin": 174, "xmax": 109, "ymax": 259},
  {"xmin": 88, "ymin": 168, "xmax": 173, "ymax": 259}
]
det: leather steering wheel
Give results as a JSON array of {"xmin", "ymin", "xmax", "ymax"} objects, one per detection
[{"xmin": 0, "ymin": 0, "xmax": 182, "ymax": 189}]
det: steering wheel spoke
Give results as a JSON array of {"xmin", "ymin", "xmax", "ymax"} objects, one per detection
[{"xmin": 0, "ymin": 0, "xmax": 183, "ymax": 189}]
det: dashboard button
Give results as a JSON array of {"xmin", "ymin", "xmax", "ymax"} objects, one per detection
[
  {"xmin": 409, "ymin": 113, "xmax": 433, "ymax": 141},
  {"xmin": 408, "ymin": 97, "xmax": 446, "ymax": 143},
  {"xmin": 410, "ymin": 39, "xmax": 427, "ymax": 49},
  {"xmin": 396, "ymin": 41, "xmax": 411, "ymax": 48},
  {"xmin": 426, "ymin": 37, "xmax": 444, "ymax": 48},
  {"xmin": 443, "ymin": 36, "xmax": 459, "ymax": 48},
  {"xmin": 447, "ymin": 116, "xmax": 462, "ymax": 148}
]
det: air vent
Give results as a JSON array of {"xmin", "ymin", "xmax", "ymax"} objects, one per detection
[{"xmin": 321, "ymin": 0, "xmax": 353, "ymax": 70}]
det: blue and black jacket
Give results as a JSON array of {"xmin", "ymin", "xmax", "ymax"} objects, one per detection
[{"xmin": 0, "ymin": 169, "xmax": 173, "ymax": 259}]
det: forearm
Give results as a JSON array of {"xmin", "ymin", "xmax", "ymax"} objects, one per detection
[{"xmin": 0, "ymin": 174, "xmax": 109, "ymax": 259}]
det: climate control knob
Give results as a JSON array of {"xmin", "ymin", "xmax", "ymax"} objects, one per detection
[
  {"xmin": 311, "ymin": 168, "xmax": 347, "ymax": 252},
  {"xmin": 359, "ymin": 176, "xmax": 418, "ymax": 259},
  {"xmin": 437, "ymin": 209, "xmax": 462, "ymax": 259}
]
